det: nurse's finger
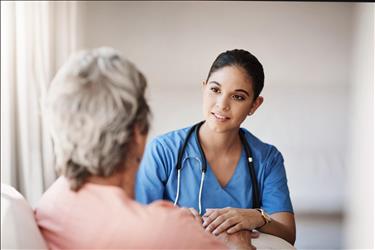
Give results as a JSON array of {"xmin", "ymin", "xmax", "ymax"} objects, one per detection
[
  {"xmin": 202, "ymin": 210, "xmax": 223, "ymax": 227},
  {"xmin": 205, "ymin": 207, "xmax": 231, "ymax": 217},
  {"xmin": 212, "ymin": 217, "xmax": 240, "ymax": 235},
  {"xmin": 203, "ymin": 208, "xmax": 218, "ymax": 217},
  {"xmin": 204, "ymin": 213, "xmax": 231, "ymax": 233},
  {"xmin": 204, "ymin": 208, "xmax": 226, "ymax": 218},
  {"xmin": 226, "ymin": 223, "xmax": 243, "ymax": 234}
]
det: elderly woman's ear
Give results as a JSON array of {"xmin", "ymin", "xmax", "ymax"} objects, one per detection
[{"xmin": 132, "ymin": 124, "xmax": 148, "ymax": 162}]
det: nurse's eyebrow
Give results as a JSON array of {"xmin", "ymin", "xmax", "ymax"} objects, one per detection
[
  {"xmin": 235, "ymin": 89, "xmax": 250, "ymax": 97},
  {"xmin": 208, "ymin": 81, "xmax": 250, "ymax": 97},
  {"xmin": 208, "ymin": 81, "xmax": 221, "ymax": 86}
]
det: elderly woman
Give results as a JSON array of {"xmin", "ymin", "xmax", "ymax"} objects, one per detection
[{"xmin": 34, "ymin": 47, "xmax": 254, "ymax": 249}]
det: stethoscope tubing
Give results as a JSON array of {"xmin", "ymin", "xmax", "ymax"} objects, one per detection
[{"xmin": 174, "ymin": 121, "xmax": 260, "ymax": 214}]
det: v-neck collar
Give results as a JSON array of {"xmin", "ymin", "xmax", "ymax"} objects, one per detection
[
  {"xmin": 205, "ymin": 148, "xmax": 246, "ymax": 190},
  {"xmin": 191, "ymin": 125, "xmax": 247, "ymax": 190}
]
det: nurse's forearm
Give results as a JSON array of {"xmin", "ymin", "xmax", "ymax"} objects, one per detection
[{"xmin": 258, "ymin": 212, "xmax": 296, "ymax": 245}]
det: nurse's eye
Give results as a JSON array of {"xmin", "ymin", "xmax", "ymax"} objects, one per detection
[
  {"xmin": 232, "ymin": 95, "xmax": 245, "ymax": 101},
  {"xmin": 210, "ymin": 87, "xmax": 220, "ymax": 93}
]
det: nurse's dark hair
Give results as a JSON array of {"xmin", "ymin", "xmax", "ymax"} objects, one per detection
[{"xmin": 206, "ymin": 49, "xmax": 264, "ymax": 100}]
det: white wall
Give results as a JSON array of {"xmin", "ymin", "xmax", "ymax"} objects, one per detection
[
  {"xmin": 77, "ymin": 2, "xmax": 369, "ymax": 248},
  {"xmin": 79, "ymin": 0, "xmax": 353, "ymax": 212},
  {"xmin": 344, "ymin": 3, "xmax": 374, "ymax": 249}
]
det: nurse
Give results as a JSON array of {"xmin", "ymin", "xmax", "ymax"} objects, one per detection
[{"xmin": 136, "ymin": 49, "xmax": 296, "ymax": 245}]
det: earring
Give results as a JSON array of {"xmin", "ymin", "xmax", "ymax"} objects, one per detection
[{"xmin": 248, "ymin": 112, "xmax": 252, "ymax": 116}]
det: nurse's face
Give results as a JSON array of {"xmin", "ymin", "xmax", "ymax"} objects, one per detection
[{"xmin": 202, "ymin": 65, "xmax": 263, "ymax": 133}]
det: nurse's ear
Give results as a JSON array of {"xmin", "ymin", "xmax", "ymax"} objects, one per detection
[
  {"xmin": 202, "ymin": 80, "xmax": 207, "ymax": 91},
  {"xmin": 248, "ymin": 96, "xmax": 264, "ymax": 116}
]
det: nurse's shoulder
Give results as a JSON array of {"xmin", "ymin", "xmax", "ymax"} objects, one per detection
[{"xmin": 240, "ymin": 127, "xmax": 284, "ymax": 168}]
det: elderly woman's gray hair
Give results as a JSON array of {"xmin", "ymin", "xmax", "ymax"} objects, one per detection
[{"xmin": 44, "ymin": 47, "xmax": 150, "ymax": 191}]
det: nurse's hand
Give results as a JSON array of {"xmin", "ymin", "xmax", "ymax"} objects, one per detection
[{"xmin": 202, "ymin": 207, "xmax": 264, "ymax": 235}]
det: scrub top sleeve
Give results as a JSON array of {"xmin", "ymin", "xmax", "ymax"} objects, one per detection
[
  {"xmin": 135, "ymin": 138, "xmax": 169, "ymax": 204},
  {"xmin": 261, "ymin": 147, "xmax": 294, "ymax": 214}
]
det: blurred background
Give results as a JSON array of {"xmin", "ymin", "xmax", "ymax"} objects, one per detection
[{"xmin": 1, "ymin": 1, "xmax": 374, "ymax": 249}]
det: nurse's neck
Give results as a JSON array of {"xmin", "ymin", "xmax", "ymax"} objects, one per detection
[{"xmin": 199, "ymin": 122, "xmax": 241, "ymax": 155}]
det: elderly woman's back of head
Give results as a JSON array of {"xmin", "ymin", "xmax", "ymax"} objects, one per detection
[{"xmin": 44, "ymin": 47, "xmax": 150, "ymax": 191}]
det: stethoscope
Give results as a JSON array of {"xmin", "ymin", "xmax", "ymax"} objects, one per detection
[{"xmin": 173, "ymin": 121, "xmax": 260, "ymax": 215}]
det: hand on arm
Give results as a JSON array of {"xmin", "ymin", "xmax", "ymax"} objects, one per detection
[
  {"xmin": 203, "ymin": 207, "xmax": 295, "ymax": 245},
  {"xmin": 181, "ymin": 207, "xmax": 259, "ymax": 249},
  {"xmin": 202, "ymin": 208, "xmax": 264, "ymax": 235}
]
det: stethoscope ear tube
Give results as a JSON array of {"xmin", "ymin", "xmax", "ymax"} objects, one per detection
[
  {"xmin": 175, "ymin": 122, "xmax": 200, "ymax": 170},
  {"xmin": 194, "ymin": 122, "xmax": 207, "ymax": 173}
]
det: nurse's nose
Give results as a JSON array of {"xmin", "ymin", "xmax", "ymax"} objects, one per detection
[{"xmin": 216, "ymin": 95, "xmax": 230, "ymax": 111}]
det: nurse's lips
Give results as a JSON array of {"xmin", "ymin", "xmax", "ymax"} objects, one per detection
[{"xmin": 211, "ymin": 112, "xmax": 229, "ymax": 121}]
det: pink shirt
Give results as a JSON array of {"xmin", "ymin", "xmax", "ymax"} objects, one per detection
[{"xmin": 35, "ymin": 177, "xmax": 226, "ymax": 249}]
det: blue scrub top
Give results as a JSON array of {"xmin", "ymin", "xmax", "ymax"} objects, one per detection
[{"xmin": 135, "ymin": 124, "xmax": 294, "ymax": 215}]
